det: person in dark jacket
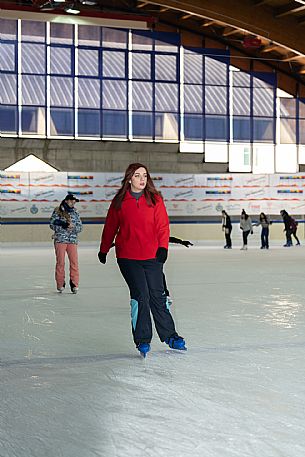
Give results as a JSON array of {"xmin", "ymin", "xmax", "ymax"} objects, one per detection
[
  {"xmin": 240, "ymin": 209, "xmax": 253, "ymax": 250},
  {"xmin": 221, "ymin": 210, "xmax": 232, "ymax": 249},
  {"xmin": 290, "ymin": 216, "xmax": 300, "ymax": 246},
  {"xmin": 50, "ymin": 194, "xmax": 82, "ymax": 293},
  {"xmin": 98, "ymin": 163, "xmax": 186, "ymax": 357},
  {"xmin": 280, "ymin": 209, "xmax": 293, "ymax": 247}
]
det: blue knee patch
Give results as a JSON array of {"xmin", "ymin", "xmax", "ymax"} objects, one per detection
[{"xmin": 130, "ymin": 299, "xmax": 139, "ymax": 330}]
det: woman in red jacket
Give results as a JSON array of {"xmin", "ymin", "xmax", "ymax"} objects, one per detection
[{"xmin": 98, "ymin": 163, "xmax": 186, "ymax": 357}]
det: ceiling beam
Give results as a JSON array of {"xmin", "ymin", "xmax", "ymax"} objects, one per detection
[
  {"xmin": 200, "ymin": 19, "xmax": 216, "ymax": 27},
  {"xmin": 260, "ymin": 43, "xmax": 280, "ymax": 53},
  {"xmin": 252, "ymin": 0, "xmax": 272, "ymax": 6},
  {"xmin": 275, "ymin": 4, "xmax": 305, "ymax": 18},
  {"xmin": 281, "ymin": 53, "xmax": 305, "ymax": 62},
  {"xmin": 180, "ymin": 13, "xmax": 193, "ymax": 20},
  {"xmin": 222, "ymin": 26, "xmax": 240, "ymax": 37},
  {"xmin": 137, "ymin": 1, "xmax": 150, "ymax": 7}
]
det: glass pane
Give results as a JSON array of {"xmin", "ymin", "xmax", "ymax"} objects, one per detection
[
  {"xmin": 0, "ymin": 19, "xmax": 17, "ymax": 40},
  {"xmin": 233, "ymin": 117, "xmax": 251, "ymax": 141},
  {"xmin": 78, "ymin": 79, "xmax": 100, "ymax": 108},
  {"xmin": 233, "ymin": 87, "xmax": 251, "ymax": 116},
  {"xmin": 78, "ymin": 49, "xmax": 99, "ymax": 76},
  {"xmin": 78, "ymin": 25, "xmax": 100, "ymax": 46},
  {"xmin": 102, "ymin": 28, "xmax": 127, "ymax": 49},
  {"xmin": 155, "ymin": 54, "xmax": 177, "ymax": 81},
  {"xmin": 155, "ymin": 83, "xmax": 178, "ymax": 112},
  {"xmin": 299, "ymin": 119, "xmax": 305, "ymax": 144},
  {"xmin": 184, "ymin": 114, "xmax": 203, "ymax": 140},
  {"xmin": 280, "ymin": 117, "xmax": 296, "ymax": 143},
  {"xmin": 253, "ymin": 76, "xmax": 273, "ymax": 89},
  {"xmin": 132, "ymin": 112, "xmax": 153, "ymax": 139},
  {"xmin": 102, "ymin": 111, "xmax": 127, "ymax": 137},
  {"xmin": 22, "ymin": 75, "xmax": 45, "ymax": 105},
  {"xmin": 155, "ymin": 33, "xmax": 178, "ymax": 52},
  {"xmin": 280, "ymin": 98, "xmax": 296, "ymax": 117},
  {"xmin": 50, "ymin": 23, "xmax": 73, "ymax": 44},
  {"xmin": 132, "ymin": 81, "xmax": 152, "ymax": 111},
  {"xmin": 50, "ymin": 77, "xmax": 73, "ymax": 107},
  {"xmin": 50, "ymin": 109, "xmax": 74, "ymax": 135},
  {"xmin": 155, "ymin": 113, "xmax": 178, "ymax": 140},
  {"xmin": 299, "ymin": 100, "xmax": 305, "ymax": 118},
  {"xmin": 21, "ymin": 43, "xmax": 45, "ymax": 74},
  {"xmin": 205, "ymin": 57, "xmax": 227, "ymax": 85},
  {"xmin": 0, "ymin": 43, "xmax": 16, "ymax": 72},
  {"xmin": 184, "ymin": 85, "xmax": 203, "ymax": 113},
  {"xmin": 102, "ymin": 80, "xmax": 127, "ymax": 109},
  {"xmin": 253, "ymin": 117, "xmax": 274, "ymax": 142},
  {"xmin": 0, "ymin": 106, "xmax": 17, "ymax": 133},
  {"xmin": 205, "ymin": 116, "xmax": 228, "ymax": 141},
  {"xmin": 132, "ymin": 53, "xmax": 151, "ymax": 80},
  {"xmin": 184, "ymin": 53, "xmax": 203, "ymax": 84},
  {"xmin": 21, "ymin": 107, "xmax": 46, "ymax": 135},
  {"xmin": 78, "ymin": 110, "xmax": 100, "ymax": 136},
  {"xmin": 50, "ymin": 47, "xmax": 72, "ymax": 75},
  {"xmin": 205, "ymin": 86, "xmax": 228, "ymax": 115},
  {"xmin": 132, "ymin": 32, "xmax": 153, "ymax": 51},
  {"xmin": 21, "ymin": 21, "xmax": 45, "ymax": 42},
  {"xmin": 233, "ymin": 71, "xmax": 251, "ymax": 87},
  {"xmin": 253, "ymin": 88, "xmax": 274, "ymax": 116},
  {"xmin": 102, "ymin": 51, "xmax": 126, "ymax": 78},
  {"xmin": 1, "ymin": 74, "xmax": 17, "ymax": 104}
]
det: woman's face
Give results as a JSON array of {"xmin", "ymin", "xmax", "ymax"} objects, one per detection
[
  {"xmin": 130, "ymin": 167, "xmax": 147, "ymax": 193},
  {"xmin": 65, "ymin": 200, "xmax": 76, "ymax": 208}
]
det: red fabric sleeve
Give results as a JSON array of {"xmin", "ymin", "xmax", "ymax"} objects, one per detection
[
  {"xmin": 99, "ymin": 202, "xmax": 120, "ymax": 253},
  {"xmin": 154, "ymin": 197, "xmax": 169, "ymax": 249}
]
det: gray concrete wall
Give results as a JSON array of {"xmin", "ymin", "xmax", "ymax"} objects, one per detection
[{"xmin": 0, "ymin": 138, "xmax": 228, "ymax": 173}]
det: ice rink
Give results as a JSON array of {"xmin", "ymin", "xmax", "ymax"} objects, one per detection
[{"xmin": 1, "ymin": 243, "xmax": 305, "ymax": 457}]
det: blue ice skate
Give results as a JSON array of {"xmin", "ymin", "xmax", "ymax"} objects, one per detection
[
  {"xmin": 137, "ymin": 343, "xmax": 151, "ymax": 358},
  {"xmin": 165, "ymin": 335, "xmax": 187, "ymax": 351}
]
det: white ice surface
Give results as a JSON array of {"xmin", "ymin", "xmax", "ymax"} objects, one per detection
[{"xmin": 1, "ymin": 244, "xmax": 305, "ymax": 457}]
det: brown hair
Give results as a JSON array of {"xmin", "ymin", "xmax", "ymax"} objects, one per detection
[
  {"xmin": 112, "ymin": 163, "xmax": 162, "ymax": 210},
  {"xmin": 55, "ymin": 199, "xmax": 71, "ymax": 223}
]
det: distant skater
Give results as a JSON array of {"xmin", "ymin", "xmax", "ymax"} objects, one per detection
[
  {"xmin": 240, "ymin": 209, "xmax": 253, "ymax": 250},
  {"xmin": 50, "ymin": 194, "xmax": 82, "ymax": 294},
  {"xmin": 256, "ymin": 212, "xmax": 271, "ymax": 249},
  {"xmin": 221, "ymin": 210, "xmax": 232, "ymax": 249}
]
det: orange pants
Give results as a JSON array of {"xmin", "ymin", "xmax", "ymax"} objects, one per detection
[{"xmin": 54, "ymin": 242, "xmax": 79, "ymax": 288}]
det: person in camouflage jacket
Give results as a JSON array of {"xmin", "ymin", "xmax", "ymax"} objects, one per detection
[{"xmin": 50, "ymin": 194, "xmax": 82, "ymax": 294}]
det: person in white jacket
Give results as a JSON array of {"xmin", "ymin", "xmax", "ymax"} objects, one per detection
[{"xmin": 240, "ymin": 209, "xmax": 253, "ymax": 250}]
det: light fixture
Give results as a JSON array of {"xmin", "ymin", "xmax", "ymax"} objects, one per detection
[
  {"xmin": 80, "ymin": 0, "xmax": 97, "ymax": 5},
  {"xmin": 65, "ymin": 3, "xmax": 80, "ymax": 14}
]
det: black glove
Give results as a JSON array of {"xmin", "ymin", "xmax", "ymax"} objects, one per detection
[
  {"xmin": 98, "ymin": 252, "xmax": 107, "ymax": 264},
  {"xmin": 156, "ymin": 247, "xmax": 168, "ymax": 263},
  {"xmin": 182, "ymin": 240, "xmax": 193, "ymax": 248}
]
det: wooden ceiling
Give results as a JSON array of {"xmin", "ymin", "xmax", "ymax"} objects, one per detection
[{"xmin": 1, "ymin": 0, "xmax": 305, "ymax": 88}]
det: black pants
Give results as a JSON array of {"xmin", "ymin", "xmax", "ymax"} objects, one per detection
[
  {"xmin": 242, "ymin": 230, "xmax": 250, "ymax": 245},
  {"xmin": 117, "ymin": 258, "xmax": 177, "ymax": 344}
]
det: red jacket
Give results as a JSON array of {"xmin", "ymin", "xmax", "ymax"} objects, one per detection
[{"xmin": 100, "ymin": 191, "xmax": 169, "ymax": 260}]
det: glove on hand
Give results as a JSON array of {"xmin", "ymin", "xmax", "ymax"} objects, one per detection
[
  {"xmin": 182, "ymin": 240, "xmax": 193, "ymax": 248},
  {"xmin": 98, "ymin": 252, "xmax": 107, "ymax": 264},
  {"xmin": 156, "ymin": 247, "xmax": 168, "ymax": 263}
]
